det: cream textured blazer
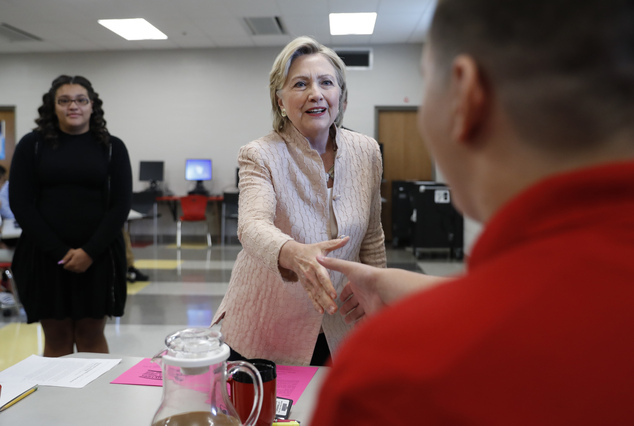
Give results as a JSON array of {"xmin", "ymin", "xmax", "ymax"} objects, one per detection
[{"xmin": 213, "ymin": 124, "xmax": 386, "ymax": 365}]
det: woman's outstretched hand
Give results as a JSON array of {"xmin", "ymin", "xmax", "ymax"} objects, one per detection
[{"xmin": 279, "ymin": 236, "xmax": 350, "ymax": 315}]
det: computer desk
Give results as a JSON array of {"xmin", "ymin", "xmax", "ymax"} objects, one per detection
[
  {"xmin": 0, "ymin": 353, "xmax": 328, "ymax": 426},
  {"xmin": 156, "ymin": 195, "xmax": 224, "ymax": 243}
]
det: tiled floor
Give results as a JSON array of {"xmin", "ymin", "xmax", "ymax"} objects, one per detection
[{"xmin": 0, "ymin": 242, "xmax": 464, "ymax": 370}]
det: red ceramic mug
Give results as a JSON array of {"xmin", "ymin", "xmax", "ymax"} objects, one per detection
[{"xmin": 230, "ymin": 359, "xmax": 276, "ymax": 426}]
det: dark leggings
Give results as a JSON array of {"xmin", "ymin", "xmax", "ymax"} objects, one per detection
[{"xmin": 228, "ymin": 333, "xmax": 331, "ymax": 366}]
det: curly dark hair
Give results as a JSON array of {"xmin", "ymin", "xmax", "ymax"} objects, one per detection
[{"xmin": 34, "ymin": 75, "xmax": 109, "ymax": 147}]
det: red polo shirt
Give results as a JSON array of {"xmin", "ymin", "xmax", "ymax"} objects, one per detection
[{"xmin": 311, "ymin": 161, "xmax": 634, "ymax": 425}]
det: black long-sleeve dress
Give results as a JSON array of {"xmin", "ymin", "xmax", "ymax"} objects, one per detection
[{"xmin": 9, "ymin": 130, "xmax": 132, "ymax": 323}]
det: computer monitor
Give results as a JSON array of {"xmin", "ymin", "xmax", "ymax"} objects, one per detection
[
  {"xmin": 185, "ymin": 159, "xmax": 212, "ymax": 195},
  {"xmin": 139, "ymin": 161, "xmax": 164, "ymax": 191}
]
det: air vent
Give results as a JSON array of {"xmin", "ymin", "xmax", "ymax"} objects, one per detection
[
  {"xmin": 244, "ymin": 17, "xmax": 285, "ymax": 36},
  {"xmin": 0, "ymin": 23, "xmax": 42, "ymax": 42},
  {"xmin": 335, "ymin": 49, "xmax": 373, "ymax": 70}
]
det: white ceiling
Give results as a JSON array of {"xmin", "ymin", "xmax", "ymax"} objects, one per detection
[{"xmin": 0, "ymin": 0, "xmax": 436, "ymax": 54}]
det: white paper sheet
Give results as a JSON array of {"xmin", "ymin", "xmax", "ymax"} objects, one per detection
[{"xmin": 0, "ymin": 355, "xmax": 121, "ymax": 388}]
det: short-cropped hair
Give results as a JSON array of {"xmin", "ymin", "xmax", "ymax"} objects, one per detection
[
  {"xmin": 269, "ymin": 36, "xmax": 348, "ymax": 132},
  {"xmin": 429, "ymin": 0, "xmax": 634, "ymax": 149}
]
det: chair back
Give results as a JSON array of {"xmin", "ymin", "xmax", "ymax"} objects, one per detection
[
  {"xmin": 222, "ymin": 191, "xmax": 239, "ymax": 219},
  {"xmin": 180, "ymin": 195, "xmax": 208, "ymax": 221},
  {"xmin": 132, "ymin": 191, "xmax": 161, "ymax": 215},
  {"xmin": 223, "ymin": 191, "xmax": 239, "ymax": 205}
]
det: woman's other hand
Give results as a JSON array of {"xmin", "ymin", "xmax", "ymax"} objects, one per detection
[
  {"xmin": 279, "ymin": 236, "xmax": 350, "ymax": 315},
  {"xmin": 59, "ymin": 248, "xmax": 93, "ymax": 273}
]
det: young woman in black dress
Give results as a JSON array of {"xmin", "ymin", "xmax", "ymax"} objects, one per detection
[{"xmin": 10, "ymin": 75, "xmax": 132, "ymax": 356}]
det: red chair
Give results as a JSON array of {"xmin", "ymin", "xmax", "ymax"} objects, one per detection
[
  {"xmin": 177, "ymin": 195, "xmax": 212, "ymax": 248},
  {"xmin": 0, "ymin": 248, "xmax": 21, "ymax": 317}
]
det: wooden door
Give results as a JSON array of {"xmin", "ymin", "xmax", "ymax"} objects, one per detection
[
  {"xmin": 376, "ymin": 107, "xmax": 433, "ymax": 241},
  {"xmin": 0, "ymin": 108, "xmax": 16, "ymax": 176}
]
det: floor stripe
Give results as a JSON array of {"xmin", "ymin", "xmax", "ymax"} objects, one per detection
[
  {"xmin": 0, "ymin": 323, "xmax": 43, "ymax": 370},
  {"xmin": 127, "ymin": 281, "xmax": 151, "ymax": 295},
  {"xmin": 180, "ymin": 260, "xmax": 236, "ymax": 270},
  {"xmin": 134, "ymin": 260, "xmax": 235, "ymax": 271},
  {"xmin": 164, "ymin": 243, "xmax": 212, "ymax": 250},
  {"xmin": 134, "ymin": 259, "xmax": 182, "ymax": 269},
  {"xmin": 132, "ymin": 282, "xmax": 229, "ymax": 296}
]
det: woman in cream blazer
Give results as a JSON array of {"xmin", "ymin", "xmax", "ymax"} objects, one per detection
[{"xmin": 212, "ymin": 36, "xmax": 386, "ymax": 366}]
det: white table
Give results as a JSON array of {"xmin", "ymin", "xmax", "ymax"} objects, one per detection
[
  {"xmin": 0, "ymin": 219, "xmax": 22, "ymax": 239},
  {"xmin": 0, "ymin": 353, "xmax": 326, "ymax": 425}
]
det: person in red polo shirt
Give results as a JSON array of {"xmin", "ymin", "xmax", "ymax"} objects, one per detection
[{"xmin": 311, "ymin": 0, "xmax": 634, "ymax": 424}]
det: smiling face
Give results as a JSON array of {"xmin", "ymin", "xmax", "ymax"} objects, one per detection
[
  {"xmin": 276, "ymin": 53, "xmax": 341, "ymax": 144},
  {"xmin": 54, "ymin": 84, "xmax": 93, "ymax": 135}
]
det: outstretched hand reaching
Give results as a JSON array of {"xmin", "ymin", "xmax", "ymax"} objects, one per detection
[
  {"xmin": 317, "ymin": 256, "xmax": 452, "ymax": 318},
  {"xmin": 279, "ymin": 236, "xmax": 350, "ymax": 315}
]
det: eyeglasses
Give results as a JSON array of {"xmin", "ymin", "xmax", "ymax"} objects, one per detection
[{"xmin": 56, "ymin": 97, "xmax": 91, "ymax": 107}]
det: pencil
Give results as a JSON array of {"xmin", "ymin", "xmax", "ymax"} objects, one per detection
[{"xmin": 0, "ymin": 385, "xmax": 38, "ymax": 411}]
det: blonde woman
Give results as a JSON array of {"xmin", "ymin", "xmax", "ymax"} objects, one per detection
[{"xmin": 213, "ymin": 36, "xmax": 386, "ymax": 366}]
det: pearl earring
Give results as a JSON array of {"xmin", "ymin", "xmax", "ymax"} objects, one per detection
[{"xmin": 280, "ymin": 108, "xmax": 287, "ymax": 117}]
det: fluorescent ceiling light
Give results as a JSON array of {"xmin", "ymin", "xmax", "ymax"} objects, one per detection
[
  {"xmin": 98, "ymin": 18, "xmax": 167, "ymax": 41},
  {"xmin": 329, "ymin": 13, "xmax": 377, "ymax": 36}
]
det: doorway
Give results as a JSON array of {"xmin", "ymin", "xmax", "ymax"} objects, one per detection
[
  {"xmin": 375, "ymin": 107, "xmax": 433, "ymax": 241},
  {"xmin": 0, "ymin": 108, "xmax": 17, "ymax": 175}
]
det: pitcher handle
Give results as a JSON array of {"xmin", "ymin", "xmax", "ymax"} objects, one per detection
[
  {"xmin": 227, "ymin": 361, "xmax": 263, "ymax": 426},
  {"xmin": 151, "ymin": 348, "xmax": 167, "ymax": 364}
]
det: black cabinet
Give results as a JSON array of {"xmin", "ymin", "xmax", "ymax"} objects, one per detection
[
  {"xmin": 391, "ymin": 181, "xmax": 424, "ymax": 248},
  {"xmin": 412, "ymin": 183, "xmax": 463, "ymax": 259},
  {"xmin": 391, "ymin": 181, "xmax": 463, "ymax": 259}
]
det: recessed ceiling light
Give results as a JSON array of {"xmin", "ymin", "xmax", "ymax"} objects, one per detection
[
  {"xmin": 329, "ymin": 13, "xmax": 377, "ymax": 36},
  {"xmin": 98, "ymin": 18, "xmax": 167, "ymax": 41}
]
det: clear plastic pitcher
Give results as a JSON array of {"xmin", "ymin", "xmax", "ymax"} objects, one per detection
[{"xmin": 151, "ymin": 328, "xmax": 263, "ymax": 426}]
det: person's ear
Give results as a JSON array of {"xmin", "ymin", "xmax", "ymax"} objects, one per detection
[
  {"xmin": 277, "ymin": 94, "xmax": 284, "ymax": 110},
  {"xmin": 449, "ymin": 55, "xmax": 488, "ymax": 143}
]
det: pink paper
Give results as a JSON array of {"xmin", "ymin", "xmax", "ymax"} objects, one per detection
[
  {"xmin": 111, "ymin": 358, "xmax": 163, "ymax": 386},
  {"xmin": 276, "ymin": 365, "xmax": 318, "ymax": 403},
  {"xmin": 111, "ymin": 359, "xmax": 319, "ymax": 402}
]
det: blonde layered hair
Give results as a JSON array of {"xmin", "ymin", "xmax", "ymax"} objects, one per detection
[{"xmin": 270, "ymin": 36, "xmax": 348, "ymax": 131}]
